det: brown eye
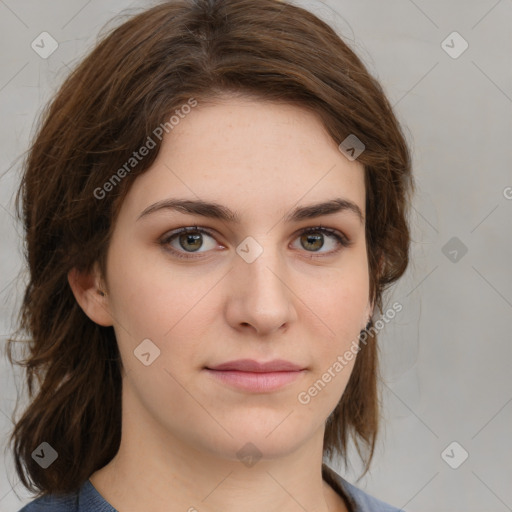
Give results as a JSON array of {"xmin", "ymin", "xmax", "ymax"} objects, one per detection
[
  {"xmin": 292, "ymin": 226, "xmax": 352, "ymax": 256},
  {"xmin": 177, "ymin": 232, "xmax": 203, "ymax": 252},
  {"xmin": 300, "ymin": 232, "xmax": 324, "ymax": 251},
  {"xmin": 161, "ymin": 226, "xmax": 219, "ymax": 259},
  {"xmin": 160, "ymin": 225, "xmax": 352, "ymax": 261}
]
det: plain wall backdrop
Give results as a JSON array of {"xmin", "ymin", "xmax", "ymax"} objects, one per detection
[{"xmin": 0, "ymin": 1, "xmax": 511, "ymax": 511}]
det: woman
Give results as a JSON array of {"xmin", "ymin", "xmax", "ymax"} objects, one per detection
[{"xmin": 7, "ymin": 0, "xmax": 414, "ymax": 510}]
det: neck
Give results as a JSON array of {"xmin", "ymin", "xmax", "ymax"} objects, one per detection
[{"xmin": 89, "ymin": 377, "xmax": 348, "ymax": 512}]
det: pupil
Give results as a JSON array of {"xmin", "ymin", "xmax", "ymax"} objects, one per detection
[
  {"xmin": 303, "ymin": 233, "xmax": 323, "ymax": 251},
  {"xmin": 180, "ymin": 233, "xmax": 202, "ymax": 252}
]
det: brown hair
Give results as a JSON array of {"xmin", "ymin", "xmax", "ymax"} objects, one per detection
[{"xmin": 5, "ymin": 0, "xmax": 414, "ymax": 497}]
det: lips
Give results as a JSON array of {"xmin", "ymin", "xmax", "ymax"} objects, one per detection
[
  {"xmin": 204, "ymin": 359, "xmax": 307, "ymax": 393},
  {"xmin": 206, "ymin": 359, "xmax": 305, "ymax": 372}
]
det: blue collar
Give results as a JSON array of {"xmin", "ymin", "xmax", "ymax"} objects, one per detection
[{"xmin": 78, "ymin": 480, "xmax": 116, "ymax": 511}]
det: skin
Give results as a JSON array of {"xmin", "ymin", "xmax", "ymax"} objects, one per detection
[{"xmin": 69, "ymin": 95, "xmax": 373, "ymax": 512}]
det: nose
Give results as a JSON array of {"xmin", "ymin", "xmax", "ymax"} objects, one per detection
[{"xmin": 224, "ymin": 241, "xmax": 298, "ymax": 336}]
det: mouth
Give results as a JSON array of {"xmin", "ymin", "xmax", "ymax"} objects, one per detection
[{"xmin": 204, "ymin": 359, "xmax": 307, "ymax": 393}]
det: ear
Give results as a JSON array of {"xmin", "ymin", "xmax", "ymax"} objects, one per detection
[{"xmin": 67, "ymin": 262, "xmax": 113, "ymax": 327}]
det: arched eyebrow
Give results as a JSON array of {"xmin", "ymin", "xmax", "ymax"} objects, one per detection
[{"xmin": 137, "ymin": 197, "xmax": 364, "ymax": 225}]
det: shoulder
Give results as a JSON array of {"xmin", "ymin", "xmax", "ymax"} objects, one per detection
[
  {"xmin": 17, "ymin": 490, "xmax": 79, "ymax": 512},
  {"xmin": 323, "ymin": 463, "xmax": 404, "ymax": 512},
  {"xmin": 17, "ymin": 480, "xmax": 117, "ymax": 512},
  {"xmin": 339, "ymin": 477, "xmax": 404, "ymax": 512}
]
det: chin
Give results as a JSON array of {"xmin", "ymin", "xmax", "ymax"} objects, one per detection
[{"xmin": 198, "ymin": 421, "xmax": 313, "ymax": 463}]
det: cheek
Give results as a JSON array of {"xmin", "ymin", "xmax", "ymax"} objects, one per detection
[
  {"xmin": 105, "ymin": 242, "xmax": 214, "ymax": 376},
  {"xmin": 296, "ymin": 280, "xmax": 364, "ymax": 416},
  {"xmin": 297, "ymin": 260, "xmax": 368, "ymax": 386},
  {"xmin": 105, "ymin": 238, "xmax": 184, "ymax": 333},
  {"xmin": 301, "ymin": 261, "xmax": 369, "ymax": 334}
]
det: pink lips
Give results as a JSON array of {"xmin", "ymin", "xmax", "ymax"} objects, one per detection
[{"xmin": 205, "ymin": 359, "xmax": 307, "ymax": 392}]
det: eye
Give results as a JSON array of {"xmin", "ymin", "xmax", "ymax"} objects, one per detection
[
  {"xmin": 159, "ymin": 225, "xmax": 352, "ymax": 260},
  {"xmin": 160, "ymin": 226, "xmax": 220, "ymax": 259},
  {"xmin": 290, "ymin": 226, "xmax": 352, "ymax": 257}
]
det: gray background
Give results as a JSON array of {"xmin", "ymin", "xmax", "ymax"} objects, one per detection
[{"xmin": 1, "ymin": 0, "xmax": 511, "ymax": 511}]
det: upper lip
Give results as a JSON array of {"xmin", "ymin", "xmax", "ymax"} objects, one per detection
[{"xmin": 206, "ymin": 359, "xmax": 305, "ymax": 372}]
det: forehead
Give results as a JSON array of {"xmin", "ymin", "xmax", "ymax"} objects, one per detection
[{"xmin": 119, "ymin": 97, "xmax": 366, "ymax": 224}]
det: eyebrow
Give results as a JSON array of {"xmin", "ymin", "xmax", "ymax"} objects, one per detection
[{"xmin": 137, "ymin": 197, "xmax": 364, "ymax": 225}]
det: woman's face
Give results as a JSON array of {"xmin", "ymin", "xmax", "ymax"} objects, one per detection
[{"xmin": 97, "ymin": 96, "xmax": 372, "ymax": 461}]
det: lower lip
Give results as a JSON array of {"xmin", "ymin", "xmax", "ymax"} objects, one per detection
[{"xmin": 204, "ymin": 369, "xmax": 306, "ymax": 392}]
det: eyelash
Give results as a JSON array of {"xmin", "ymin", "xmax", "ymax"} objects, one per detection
[{"xmin": 159, "ymin": 225, "xmax": 353, "ymax": 260}]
